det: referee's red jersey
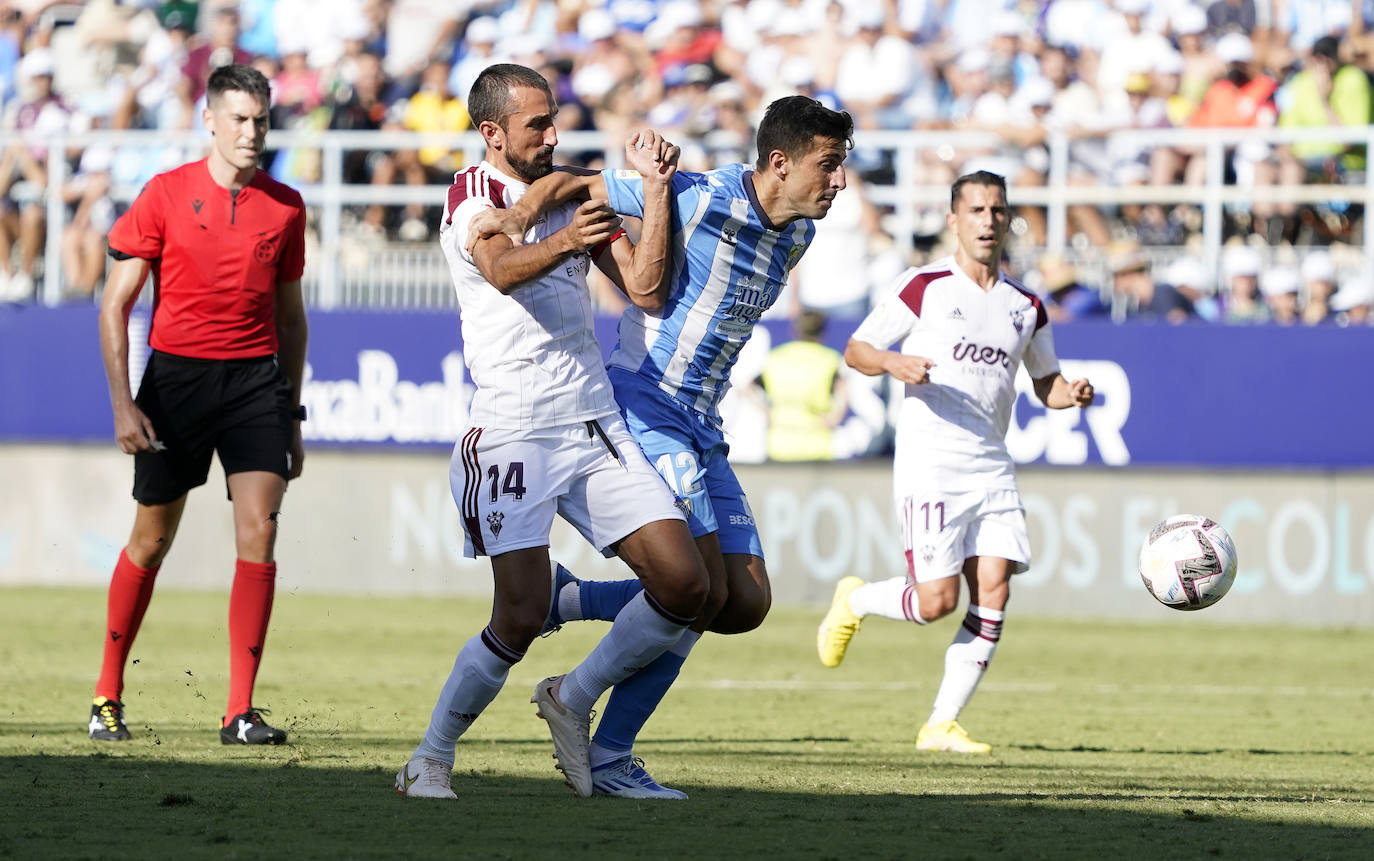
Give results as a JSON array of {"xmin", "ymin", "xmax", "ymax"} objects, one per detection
[{"xmin": 108, "ymin": 159, "xmax": 307, "ymax": 360}]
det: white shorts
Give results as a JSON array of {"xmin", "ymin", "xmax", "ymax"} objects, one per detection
[
  {"xmin": 449, "ymin": 415, "xmax": 686, "ymax": 559},
  {"xmin": 898, "ymin": 486, "xmax": 1031, "ymax": 583}
]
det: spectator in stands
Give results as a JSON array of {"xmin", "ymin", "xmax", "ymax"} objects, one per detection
[
  {"xmin": 1172, "ymin": 5, "xmax": 1220, "ymax": 111},
  {"xmin": 382, "ymin": 0, "xmax": 461, "ymax": 103},
  {"xmin": 1110, "ymin": 239, "xmax": 1197, "ymax": 322},
  {"xmin": 324, "ymin": 51, "xmax": 394, "ymax": 239},
  {"xmin": 650, "ymin": 1, "xmax": 721, "ymax": 77},
  {"xmin": 1037, "ymin": 44, "xmax": 1114, "ymax": 247},
  {"xmin": 760, "ymin": 310, "xmax": 849, "ymax": 462},
  {"xmin": 1036, "ymin": 251, "xmax": 1110, "ymax": 322},
  {"xmin": 833, "ymin": 3, "xmax": 922, "ymax": 131},
  {"xmin": 1206, "ymin": 0, "xmax": 1257, "ymax": 36},
  {"xmin": 1261, "ymin": 265, "xmax": 1302, "ymax": 325},
  {"xmin": 1188, "ymin": 32, "xmax": 1280, "ymax": 239},
  {"xmin": 1097, "ymin": 0, "xmax": 1174, "ymax": 107},
  {"xmin": 0, "ymin": 4, "xmax": 21, "ymax": 106},
  {"xmin": 1299, "ymin": 250, "xmax": 1339, "ymax": 325},
  {"xmin": 1221, "ymin": 243, "xmax": 1269, "ymax": 323},
  {"xmin": 59, "ymin": 109, "xmax": 116, "ymax": 301},
  {"xmin": 272, "ymin": 36, "xmax": 325, "ymax": 127},
  {"xmin": 1275, "ymin": 36, "xmax": 1370, "ymax": 182},
  {"xmin": 789, "ymin": 170, "xmax": 894, "ymax": 320},
  {"xmin": 1330, "ymin": 276, "xmax": 1373, "ymax": 324},
  {"xmin": 1163, "ymin": 254, "xmax": 1221, "ymax": 321},
  {"xmin": 180, "ymin": 5, "xmax": 252, "ymax": 106},
  {"xmin": 388, "ymin": 59, "xmax": 470, "ymax": 242},
  {"xmin": 0, "ymin": 47, "xmax": 69, "ymax": 302},
  {"xmin": 451, "ymin": 17, "xmax": 503, "ymax": 105}
]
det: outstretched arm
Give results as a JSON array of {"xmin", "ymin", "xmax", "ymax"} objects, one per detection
[
  {"xmin": 472, "ymin": 198, "xmax": 622, "ymax": 294},
  {"xmin": 466, "ymin": 167, "xmax": 610, "ymax": 253},
  {"xmin": 594, "ymin": 129, "xmax": 679, "ymax": 310},
  {"xmin": 844, "ymin": 337, "xmax": 936, "ymax": 384},
  {"xmin": 1033, "ymin": 372, "xmax": 1094, "ymax": 409}
]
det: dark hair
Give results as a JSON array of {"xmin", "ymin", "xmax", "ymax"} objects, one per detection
[
  {"xmin": 206, "ymin": 63, "xmax": 270, "ymax": 108},
  {"xmin": 754, "ymin": 95, "xmax": 854, "ymax": 171},
  {"xmin": 950, "ymin": 170, "xmax": 1007, "ymax": 210},
  {"xmin": 468, "ymin": 63, "xmax": 553, "ymax": 128}
]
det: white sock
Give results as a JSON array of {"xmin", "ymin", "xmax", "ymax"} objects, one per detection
[
  {"xmin": 557, "ymin": 579, "xmax": 583, "ymax": 622},
  {"xmin": 586, "ymin": 629, "xmax": 701, "ymax": 768},
  {"xmin": 848, "ymin": 576, "xmax": 928, "ymax": 623},
  {"xmin": 928, "ymin": 605, "xmax": 1003, "ymax": 724},
  {"xmin": 411, "ymin": 627, "xmax": 520, "ymax": 764},
  {"xmin": 558, "ymin": 591, "xmax": 687, "ymax": 715}
]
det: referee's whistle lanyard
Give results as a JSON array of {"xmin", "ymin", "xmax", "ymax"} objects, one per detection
[{"xmin": 586, "ymin": 419, "xmax": 624, "ymax": 465}]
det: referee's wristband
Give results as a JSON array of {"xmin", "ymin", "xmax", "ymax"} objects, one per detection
[{"xmin": 290, "ymin": 405, "xmax": 307, "ymax": 422}]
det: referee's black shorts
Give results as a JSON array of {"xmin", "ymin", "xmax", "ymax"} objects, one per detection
[{"xmin": 132, "ymin": 350, "xmax": 294, "ymax": 505}]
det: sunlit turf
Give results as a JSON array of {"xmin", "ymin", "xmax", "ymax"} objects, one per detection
[{"xmin": 3, "ymin": 587, "xmax": 1371, "ymax": 859}]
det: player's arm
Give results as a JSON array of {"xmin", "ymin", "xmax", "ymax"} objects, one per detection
[
  {"xmin": 593, "ymin": 130, "xmax": 679, "ymax": 310},
  {"xmin": 1032, "ymin": 372, "xmax": 1094, "ymax": 409},
  {"xmin": 99, "ymin": 255, "xmax": 158, "ymax": 454},
  {"xmin": 466, "ymin": 167, "xmax": 609, "ymax": 252},
  {"xmin": 275, "ymin": 277, "xmax": 309, "ymax": 479},
  {"xmin": 844, "ymin": 338, "xmax": 935, "ymax": 385},
  {"xmin": 472, "ymin": 199, "xmax": 622, "ymax": 294}
]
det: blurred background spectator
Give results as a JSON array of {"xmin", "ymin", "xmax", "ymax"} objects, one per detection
[{"xmin": 0, "ymin": 0, "xmax": 1366, "ymax": 324}]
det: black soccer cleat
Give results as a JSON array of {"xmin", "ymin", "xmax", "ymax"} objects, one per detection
[
  {"xmin": 89, "ymin": 697, "xmax": 133, "ymax": 741},
  {"xmin": 220, "ymin": 708, "xmax": 288, "ymax": 745}
]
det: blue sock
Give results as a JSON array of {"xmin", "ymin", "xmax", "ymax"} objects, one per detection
[
  {"xmin": 591, "ymin": 649, "xmax": 686, "ymax": 753},
  {"xmin": 580, "ymin": 578, "xmax": 645, "ymax": 622}
]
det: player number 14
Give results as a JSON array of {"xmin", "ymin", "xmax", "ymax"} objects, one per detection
[{"xmin": 487, "ymin": 462, "xmax": 527, "ymax": 502}]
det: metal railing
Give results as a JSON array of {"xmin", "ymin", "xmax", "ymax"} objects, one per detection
[{"xmin": 8, "ymin": 125, "xmax": 1373, "ymax": 307}]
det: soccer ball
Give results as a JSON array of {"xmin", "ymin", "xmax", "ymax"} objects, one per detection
[{"xmin": 1138, "ymin": 514, "xmax": 1238, "ymax": 611}]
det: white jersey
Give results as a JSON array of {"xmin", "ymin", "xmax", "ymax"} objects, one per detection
[
  {"xmin": 852, "ymin": 256, "xmax": 1061, "ymax": 491},
  {"xmin": 440, "ymin": 161, "xmax": 621, "ymax": 430}
]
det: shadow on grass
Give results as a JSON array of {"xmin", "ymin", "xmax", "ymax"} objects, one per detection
[{"xmin": 2, "ymin": 753, "xmax": 1369, "ymax": 861}]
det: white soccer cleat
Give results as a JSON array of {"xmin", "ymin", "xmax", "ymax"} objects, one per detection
[
  {"xmin": 531, "ymin": 675, "xmax": 593, "ymax": 797},
  {"xmin": 591, "ymin": 756, "xmax": 688, "ymax": 800},
  {"xmin": 394, "ymin": 756, "xmax": 457, "ymax": 799}
]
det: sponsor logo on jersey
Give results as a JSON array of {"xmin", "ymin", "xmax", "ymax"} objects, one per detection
[
  {"xmin": 952, "ymin": 338, "xmax": 1011, "ymax": 368},
  {"xmin": 722, "ymin": 226, "xmax": 737, "ymax": 246},
  {"xmin": 715, "ymin": 275, "xmax": 779, "ymax": 338}
]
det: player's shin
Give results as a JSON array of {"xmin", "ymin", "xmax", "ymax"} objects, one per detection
[
  {"xmin": 558, "ymin": 591, "xmax": 690, "ymax": 715},
  {"xmin": 849, "ymin": 576, "xmax": 930, "ymax": 623},
  {"xmin": 590, "ymin": 630, "xmax": 699, "ymax": 765},
  {"xmin": 574, "ymin": 577, "xmax": 646, "ymax": 622},
  {"xmin": 96, "ymin": 549, "xmax": 161, "ymax": 700},
  {"xmin": 413, "ymin": 627, "xmax": 522, "ymax": 764},
  {"xmin": 928, "ymin": 605, "xmax": 1003, "ymax": 723},
  {"xmin": 225, "ymin": 559, "xmax": 276, "ymax": 721}
]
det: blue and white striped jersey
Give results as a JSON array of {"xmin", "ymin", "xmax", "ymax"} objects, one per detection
[{"xmin": 601, "ymin": 163, "xmax": 815, "ymax": 421}]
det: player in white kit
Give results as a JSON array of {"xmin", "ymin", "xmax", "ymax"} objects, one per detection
[
  {"xmin": 394, "ymin": 64, "xmax": 707, "ymax": 800},
  {"xmin": 816, "ymin": 171, "xmax": 1094, "ymax": 753}
]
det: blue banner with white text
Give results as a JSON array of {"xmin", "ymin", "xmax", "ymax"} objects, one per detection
[{"xmin": 1, "ymin": 305, "xmax": 1370, "ymax": 468}]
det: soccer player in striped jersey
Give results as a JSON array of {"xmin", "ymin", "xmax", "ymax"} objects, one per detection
[
  {"xmin": 816, "ymin": 171, "xmax": 1095, "ymax": 753},
  {"xmin": 469, "ymin": 96, "xmax": 854, "ymax": 797},
  {"xmin": 394, "ymin": 64, "xmax": 709, "ymax": 800}
]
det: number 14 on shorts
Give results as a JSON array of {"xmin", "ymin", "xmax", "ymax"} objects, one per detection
[{"xmin": 487, "ymin": 462, "xmax": 527, "ymax": 502}]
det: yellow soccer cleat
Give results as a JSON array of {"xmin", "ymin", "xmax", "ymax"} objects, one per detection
[
  {"xmin": 916, "ymin": 720, "xmax": 992, "ymax": 754},
  {"xmin": 817, "ymin": 576, "xmax": 865, "ymax": 668}
]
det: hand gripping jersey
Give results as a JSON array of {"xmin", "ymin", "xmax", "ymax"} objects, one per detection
[
  {"xmin": 852, "ymin": 257, "xmax": 1062, "ymax": 490},
  {"xmin": 600, "ymin": 163, "xmax": 815, "ymax": 422},
  {"xmin": 440, "ymin": 161, "xmax": 621, "ymax": 430}
]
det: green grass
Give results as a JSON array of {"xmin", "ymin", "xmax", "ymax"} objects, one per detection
[{"xmin": 2, "ymin": 587, "xmax": 1371, "ymax": 860}]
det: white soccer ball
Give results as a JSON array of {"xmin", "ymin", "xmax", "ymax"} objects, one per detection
[{"xmin": 1138, "ymin": 514, "xmax": 1238, "ymax": 611}]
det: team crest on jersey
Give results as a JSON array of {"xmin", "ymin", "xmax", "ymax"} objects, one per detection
[
  {"xmin": 785, "ymin": 243, "xmax": 806, "ymax": 270},
  {"xmin": 675, "ymin": 496, "xmax": 692, "ymax": 517},
  {"xmin": 921, "ymin": 544, "xmax": 936, "ymax": 565},
  {"xmin": 1010, "ymin": 305, "xmax": 1030, "ymax": 334},
  {"xmin": 486, "ymin": 511, "xmax": 505, "ymax": 537},
  {"xmin": 254, "ymin": 236, "xmax": 277, "ymax": 264}
]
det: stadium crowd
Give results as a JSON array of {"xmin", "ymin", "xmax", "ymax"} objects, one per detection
[{"xmin": 1, "ymin": 0, "xmax": 1371, "ymax": 323}]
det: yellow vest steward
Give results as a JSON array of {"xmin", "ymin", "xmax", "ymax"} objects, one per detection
[{"xmin": 761, "ymin": 340, "xmax": 842, "ymax": 461}]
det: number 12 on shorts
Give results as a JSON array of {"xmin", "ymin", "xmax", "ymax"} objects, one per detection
[
  {"xmin": 487, "ymin": 462, "xmax": 527, "ymax": 502},
  {"xmin": 654, "ymin": 452, "xmax": 703, "ymax": 498}
]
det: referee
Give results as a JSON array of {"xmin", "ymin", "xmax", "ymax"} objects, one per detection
[{"xmin": 89, "ymin": 64, "xmax": 308, "ymax": 746}]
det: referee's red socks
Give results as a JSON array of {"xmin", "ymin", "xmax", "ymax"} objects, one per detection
[
  {"xmin": 95, "ymin": 549, "xmax": 161, "ymax": 701},
  {"xmin": 225, "ymin": 559, "xmax": 277, "ymax": 724}
]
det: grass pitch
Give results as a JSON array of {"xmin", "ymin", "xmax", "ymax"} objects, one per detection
[{"xmin": 2, "ymin": 586, "xmax": 1371, "ymax": 860}]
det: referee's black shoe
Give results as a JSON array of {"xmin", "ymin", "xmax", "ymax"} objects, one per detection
[{"xmin": 221, "ymin": 708, "xmax": 288, "ymax": 745}]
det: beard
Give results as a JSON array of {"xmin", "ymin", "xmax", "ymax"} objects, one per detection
[{"xmin": 506, "ymin": 148, "xmax": 555, "ymax": 183}]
